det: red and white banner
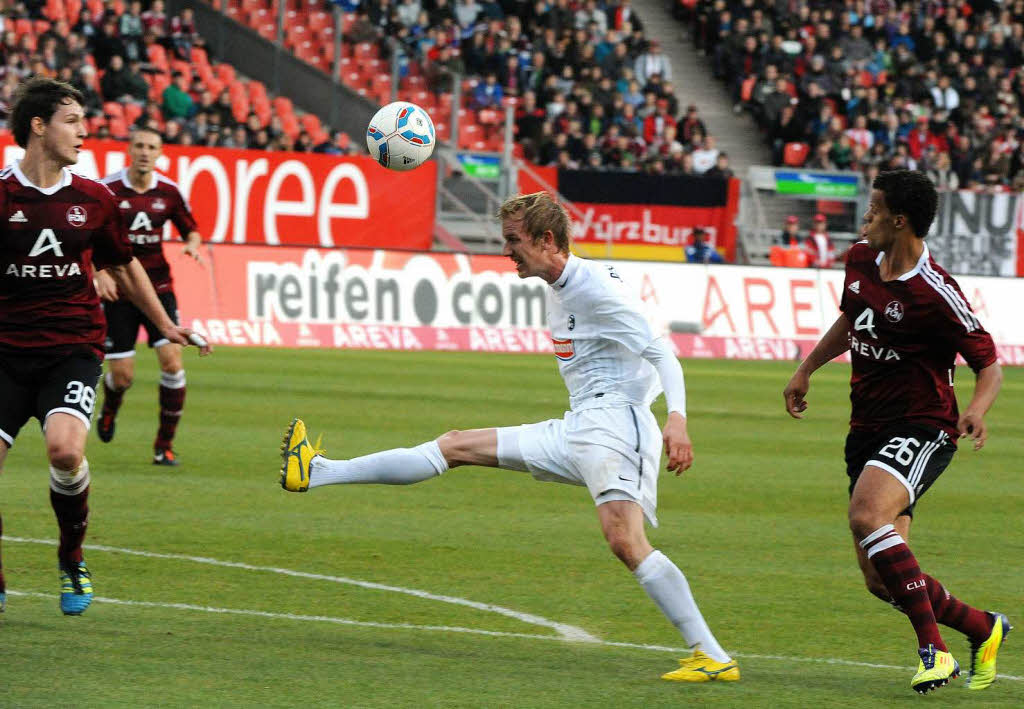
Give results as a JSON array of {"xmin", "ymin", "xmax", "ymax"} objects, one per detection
[
  {"xmin": 0, "ymin": 136, "xmax": 436, "ymax": 250},
  {"xmin": 164, "ymin": 244, "xmax": 1024, "ymax": 365}
]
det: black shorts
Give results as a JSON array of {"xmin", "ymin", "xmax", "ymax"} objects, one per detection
[
  {"xmin": 0, "ymin": 347, "xmax": 102, "ymax": 446},
  {"xmin": 103, "ymin": 292, "xmax": 179, "ymax": 358},
  {"xmin": 845, "ymin": 423, "xmax": 957, "ymax": 517}
]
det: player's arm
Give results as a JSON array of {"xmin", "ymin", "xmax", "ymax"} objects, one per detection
[
  {"xmin": 105, "ymin": 258, "xmax": 212, "ymax": 355},
  {"xmin": 182, "ymin": 230, "xmax": 202, "ymax": 262},
  {"xmin": 958, "ymin": 362, "xmax": 1002, "ymax": 451},
  {"xmin": 783, "ymin": 313, "xmax": 850, "ymax": 419},
  {"xmin": 640, "ymin": 337, "xmax": 692, "ymax": 475}
]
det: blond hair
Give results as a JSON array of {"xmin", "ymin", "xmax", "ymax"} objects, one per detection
[{"xmin": 496, "ymin": 192, "xmax": 571, "ymax": 253}]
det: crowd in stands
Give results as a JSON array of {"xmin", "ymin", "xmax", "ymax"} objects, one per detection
[
  {"xmin": 0, "ymin": 0, "xmax": 359, "ymax": 155},
  {"xmin": 357, "ymin": 0, "xmax": 734, "ymax": 175},
  {"xmin": 687, "ymin": 0, "xmax": 1024, "ymax": 191}
]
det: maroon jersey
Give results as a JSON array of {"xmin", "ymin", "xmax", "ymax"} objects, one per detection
[
  {"xmin": 840, "ymin": 241, "xmax": 996, "ymax": 438},
  {"xmin": 101, "ymin": 169, "xmax": 197, "ymax": 294},
  {"xmin": 0, "ymin": 162, "xmax": 133, "ymax": 355}
]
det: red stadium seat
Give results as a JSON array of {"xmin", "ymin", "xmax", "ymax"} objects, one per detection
[
  {"xmin": 457, "ymin": 123, "xmax": 482, "ymax": 149},
  {"xmin": 477, "ymin": 108, "xmax": 501, "ymax": 125},
  {"xmin": 102, "ymin": 101, "xmax": 125, "ymax": 120},
  {"xmin": 107, "ymin": 117, "xmax": 129, "ymax": 139},
  {"xmin": 272, "ymin": 96, "xmax": 293, "ymax": 115},
  {"xmin": 308, "ymin": 11, "xmax": 329, "ymax": 33},
  {"xmin": 257, "ymin": 23, "xmax": 277, "ymax": 41},
  {"xmin": 124, "ymin": 102, "xmax": 143, "ymax": 126},
  {"xmin": 86, "ymin": 0, "xmax": 103, "ymax": 20},
  {"xmin": 301, "ymin": 113, "xmax": 321, "ymax": 134},
  {"xmin": 14, "ymin": 18, "xmax": 33, "ymax": 36},
  {"xmin": 147, "ymin": 43, "xmax": 169, "ymax": 73},
  {"xmin": 433, "ymin": 121, "xmax": 449, "ymax": 142},
  {"xmin": 248, "ymin": 80, "xmax": 268, "ymax": 101},
  {"xmin": 783, "ymin": 142, "xmax": 809, "ymax": 167},
  {"xmin": 34, "ymin": 19, "xmax": 52, "ymax": 35}
]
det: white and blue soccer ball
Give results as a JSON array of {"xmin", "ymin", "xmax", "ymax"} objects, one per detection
[{"xmin": 366, "ymin": 101, "xmax": 435, "ymax": 171}]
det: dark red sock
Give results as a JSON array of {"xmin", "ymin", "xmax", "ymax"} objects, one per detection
[
  {"xmin": 924, "ymin": 574, "xmax": 994, "ymax": 642},
  {"xmin": 155, "ymin": 383, "xmax": 186, "ymax": 450},
  {"xmin": 861, "ymin": 526, "xmax": 946, "ymax": 651},
  {"xmin": 102, "ymin": 374, "xmax": 126, "ymax": 416},
  {"xmin": 50, "ymin": 486, "xmax": 90, "ymax": 565}
]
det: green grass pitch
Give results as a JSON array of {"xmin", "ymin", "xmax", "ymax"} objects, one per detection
[{"xmin": 1, "ymin": 348, "xmax": 1021, "ymax": 707}]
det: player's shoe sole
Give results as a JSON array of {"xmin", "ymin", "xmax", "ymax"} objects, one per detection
[
  {"xmin": 661, "ymin": 650, "xmax": 740, "ymax": 682},
  {"xmin": 59, "ymin": 561, "xmax": 93, "ymax": 616},
  {"xmin": 911, "ymin": 645, "xmax": 959, "ymax": 694},
  {"xmin": 967, "ymin": 612, "xmax": 1012, "ymax": 690},
  {"xmin": 153, "ymin": 449, "xmax": 180, "ymax": 466},
  {"xmin": 279, "ymin": 418, "xmax": 323, "ymax": 492},
  {"xmin": 97, "ymin": 411, "xmax": 115, "ymax": 443}
]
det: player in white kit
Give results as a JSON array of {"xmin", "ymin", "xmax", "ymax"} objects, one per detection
[{"xmin": 279, "ymin": 192, "xmax": 738, "ymax": 682}]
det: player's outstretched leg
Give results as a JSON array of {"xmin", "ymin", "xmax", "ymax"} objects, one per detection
[
  {"xmin": 279, "ymin": 418, "xmax": 450, "ymax": 491},
  {"xmin": 49, "ymin": 460, "xmax": 93, "ymax": 615},
  {"xmin": 154, "ymin": 370, "xmax": 186, "ymax": 466}
]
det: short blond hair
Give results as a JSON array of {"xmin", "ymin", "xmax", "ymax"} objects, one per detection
[{"xmin": 497, "ymin": 192, "xmax": 571, "ymax": 253}]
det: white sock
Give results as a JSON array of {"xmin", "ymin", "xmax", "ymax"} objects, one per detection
[
  {"xmin": 634, "ymin": 550, "xmax": 731, "ymax": 663},
  {"xmin": 308, "ymin": 441, "xmax": 448, "ymax": 487}
]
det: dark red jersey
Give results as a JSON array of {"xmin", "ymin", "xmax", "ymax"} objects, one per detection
[
  {"xmin": 0, "ymin": 162, "xmax": 133, "ymax": 355},
  {"xmin": 840, "ymin": 241, "xmax": 997, "ymax": 438},
  {"xmin": 101, "ymin": 169, "xmax": 198, "ymax": 294}
]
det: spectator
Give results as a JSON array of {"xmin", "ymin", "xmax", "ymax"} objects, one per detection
[
  {"xmin": 778, "ymin": 215, "xmax": 801, "ymax": 247},
  {"xmin": 804, "ymin": 214, "xmax": 835, "ymax": 269},
  {"xmin": 634, "ymin": 40, "xmax": 671, "ymax": 86},
  {"xmin": 472, "ymin": 71, "xmax": 503, "ymax": 110},
  {"xmin": 91, "ymin": 17, "xmax": 127, "ymax": 69},
  {"xmin": 691, "ymin": 135, "xmax": 719, "ymax": 174},
  {"xmin": 705, "ymin": 152, "xmax": 733, "ymax": 179},
  {"xmin": 119, "ymin": 0, "xmax": 144, "ymax": 62},
  {"xmin": 100, "ymin": 55, "xmax": 146, "ymax": 104},
  {"xmin": 678, "ymin": 104, "xmax": 706, "ymax": 144},
  {"xmin": 170, "ymin": 7, "xmax": 198, "ymax": 60},
  {"xmin": 162, "ymin": 71, "xmax": 194, "ymax": 119},
  {"xmin": 685, "ymin": 227, "xmax": 724, "ymax": 264},
  {"xmin": 453, "ymin": 0, "xmax": 479, "ymax": 29},
  {"xmin": 142, "ymin": 0, "xmax": 168, "ymax": 38}
]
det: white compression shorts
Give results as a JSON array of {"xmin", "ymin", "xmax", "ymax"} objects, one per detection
[{"xmin": 495, "ymin": 405, "xmax": 661, "ymax": 526}]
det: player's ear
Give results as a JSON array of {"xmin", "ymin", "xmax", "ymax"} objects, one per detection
[{"xmin": 31, "ymin": 115, "xmax": 47, "ymax": 138}]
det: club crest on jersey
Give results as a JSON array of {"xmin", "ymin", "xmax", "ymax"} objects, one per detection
[
  {"xmin": 66, "ymin": 205, "xmax": 87, "ymax": 226},
  {"xmin": 884, "ymin": 300, "xmax": 904, "ymax": 323},
  {"xmin": 552, "ymin": 338, "xmax": 576, "ymax": 361},
  {"xmin": 119, "ymin": 200, "xmax": 131, "ymax": 209},
  {"xmin": 568, "ymin": 314, "xmax": 576, "ymax": 331},
  {"xmin": 152, "ymin": 199, "xmax": 166, "ymax": 211}
]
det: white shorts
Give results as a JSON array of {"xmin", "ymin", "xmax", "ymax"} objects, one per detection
[{"xmin": 496, "ymin": 405, "xmax": 662, "ymax": 526}]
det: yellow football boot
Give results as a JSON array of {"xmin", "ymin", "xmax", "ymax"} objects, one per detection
[
  {"xmin": 279, "ymin": 418, "xmax": 323, "ymax": 492},
  {"xmin": 911, "ymin": 644, "xmax": 959, "ymax": 694},
  {"xmin": 967, "ymin": 612, "xmax": 1012, "ymax": 691},
  {"xmin": 661, "ymin": 650, "xmax": 740, "ymax": 682}
]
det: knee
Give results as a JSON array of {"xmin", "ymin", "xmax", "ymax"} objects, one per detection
[
  {"xmin": 111, "ymin": 370, "xmax": 133, "ymax": 390},
  {"xmin": 848, "ymin": 504, "xmax": 886, "ymax": 540},
  {"xmin": 47, "ymin": 442, "xmax": 84, "ymax": 471},
  {"xmin": 602, "ymin": 524, "xmax": 647, "ymax": 570},
  {"xmin": 436, "ymin": 430, "xmax": 466, "ymax": 467}
]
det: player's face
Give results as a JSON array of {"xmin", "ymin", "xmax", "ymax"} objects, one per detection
[
  {"xmin": 502, "ymin": 216, "xmax": 551, "ymax": 279},
  {"xmin": 861, "ymin": 189, "xmax": 897, "ymax": 251},
  {"xmin": 128, "ymin": 131, "xmax": 162, "ymax": 173},
  {"xmin": 39, "ymin": 99, "xmax": 86, "ymax": 167}
]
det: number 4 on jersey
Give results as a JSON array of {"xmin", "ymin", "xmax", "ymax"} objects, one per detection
[{"xmin": 854, "ymin": 308, "xmax": 877, "ymax": 339}]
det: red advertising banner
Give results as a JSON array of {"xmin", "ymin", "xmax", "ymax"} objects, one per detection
[
  {"xmin": 516, "ymin": 163, "xmax": 740, "ymax": 263},
  {"xmin": 0, "ymin": 136, "xmax": 437, "ymax": 250}
]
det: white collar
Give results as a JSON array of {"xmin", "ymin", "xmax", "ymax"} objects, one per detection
[
  {"xmin": 12, "ymin": 160, "xmax": 72, "ymax": 195},
  {"xmin": 121, "ymin": 168, "xmax": 158, "ymax": 192},
  {"xmin": 553, "ymin": 253, "xmax": 579, "ymax": 290},
  {"xmin": 875, "ymin": 242, "xmax": 929, "ymax": 281}
]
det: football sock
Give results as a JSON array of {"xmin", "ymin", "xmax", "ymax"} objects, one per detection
[
  {"xmin": 923, "ymin": 574, "xmax": 994, "ymax": 642},
  {"xmin": 155, "ymin": 370, "xmax": 186, "ymax": 451},
  {"xmin": 309, "ymin": 441, "xmax": 448, "ymax": 487},
  {"xmin": 49, "ymin": 459, "xmax": 91, "ymax": 565},
  {"xmin": 633, "ymin": 550, "xmax": 731, "ymax": 663},
  {"xmin": 860, "ymin": 524, "xmax": 946, "ymax": 651},
  {"xmin": 102, "ymin": 371, "xmax": 126, "ymax": 416}
]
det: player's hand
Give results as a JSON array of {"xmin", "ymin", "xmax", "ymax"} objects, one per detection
[
  {"xmin": 783, "ymin": 369, "xmax": 810, "ymax": 419},
  {"xmin": 183, "ymin": 242, "xmax": 203, "ymax": 264},
  {"xmin": 93, "ymin": 271, "xmax": 119, "ymax": 301},
  {"xmin": 957, "ymin": 410, "xmax": 987, "ymax": 451},
  {"xmin": 161, "ymin": 326, "xmax": 213, "ymax": 356},
  {"xmin": 663, "ymin": 412, "xmax": 693, "ymax": 476}
]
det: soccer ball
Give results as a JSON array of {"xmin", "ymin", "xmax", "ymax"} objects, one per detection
[{"xmin": 365, "ymin": 101, "xmax": 436, "ymax": 171}]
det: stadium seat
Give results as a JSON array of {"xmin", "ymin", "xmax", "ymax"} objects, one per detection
[
  {"xmin": 783, "ymin": 142, "xmax": 809, "ymax": 167},
  {"xmin": 102, "ymin": 102, "xmax": 125, "ymax": 120},
  {"xmin": 147, "ymin": 44, "xmax": 169, "ymax": 73},
  {"xmin": 216, "ymin": 64, "xmax": 236, "ymax": 85},
  {"xmin": 300, "ymin": 112, "xmax": 321, "ymax": 135},
  {"xmin": 14, "ymin": 18, "xmax": 33, "ymax": 36},
  {"xmin": 272, "ymin": 96, "xmax": 293, "ymax": 116},
  {"xmin": 457, "ymin": 123, "xmax": 482, "ymax": 149},
  {"xmin": 108, "ymin": 117, "xmax": 129, "ymax": 139},
  {"xmin": 171, "ymin": 61, "xmax": 192, "ymax": 85},
  {"xmin": 308, "ymin": 11, "xmax": 330, "ymax": 33},
  {"xmin": 257, "ymin": 23, "xmax": 277, "ymax": 41},
  {"xmin": 148, "ymin": 73, "xmax": 171, "ymax": 102},
  {"xmin": 477, "ymin": 108, "xmax": 501, "ymax": 125},
  {"xmin": 34, "ymin": 19, "xmax": 52, "ymax": 35},
  {"xmin": 86, "ymin": 0, "xmax": 103, "ymax": 20},
  {"xmin": 123, "ymin": 102, "xmax": 143, "ymax": 126}
]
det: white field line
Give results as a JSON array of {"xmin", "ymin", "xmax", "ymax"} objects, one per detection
[
  {"xmin": 5, "ymin": 536, "xmax": 597, "ymax": 642},
  {"xmin": 6, "ymin": 590, "xmax": 1021, "ymax": 682},
  {"xmin": 6, "ymin": 537, "xmax": 1020, "ymax": 682}
]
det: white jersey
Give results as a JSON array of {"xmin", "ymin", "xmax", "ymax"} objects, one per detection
[{"xmin": 546, "ymin": 254, "xmax": 662, "ymax": 411}]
